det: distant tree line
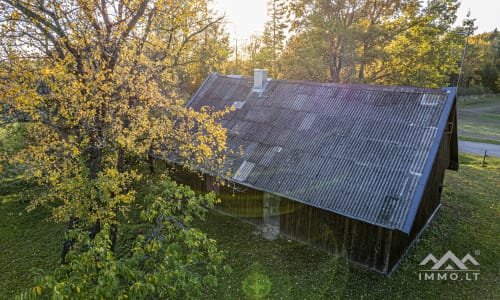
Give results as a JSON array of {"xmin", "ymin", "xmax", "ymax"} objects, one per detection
[
  {"xmin": 224, "ymin": 0, "xmax": 500, "ymax": 93},
  {"xmin": 459, "ymin": 30, "xmax": 500, "ymax": 94}
]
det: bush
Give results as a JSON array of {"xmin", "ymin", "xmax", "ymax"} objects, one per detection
[{"xmin": 457, "ymin": 85, "xmax": 492, "ymax": 96}]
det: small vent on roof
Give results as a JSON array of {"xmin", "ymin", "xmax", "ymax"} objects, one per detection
[
  {"xmin": 233, "ymin": 161, "xmax": 255, "ymax": 181},
  {"xmin": 232, "ymin": 101, "xmax": 246, "ymax": 109},
  {"xmin": 420, "ymin": 94, "xmax": 439, "ymax": 106},
  {"xmin": 260, "ymin": 146, "xmax": 282, "ymax": 167},
  {"xmin": 298, "ymin": 113, "xmax": 316, "ymax": 131}
]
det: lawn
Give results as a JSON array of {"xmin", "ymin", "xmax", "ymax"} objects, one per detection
[
  {"xmin": 1, "ymin": 153, "xmax": 499, "ymax": 299},
  {"xmin": 201, "ymin": 153, "xmax": 500, "ymax": 299},
  {"xmin": 457, "ymin": 95, "xmax": 500, "ymax": 143},
  {"xmin": 0, "ymin": 193, "xmax": 65, "ymax": 297}
]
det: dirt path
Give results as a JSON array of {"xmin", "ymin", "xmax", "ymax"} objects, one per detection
[{"xmin": 458, "ymin": 140, "xmax": 500, "ymax": 157}]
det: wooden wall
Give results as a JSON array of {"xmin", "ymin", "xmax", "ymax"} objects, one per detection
[
  {"xmin": 278, "ymin": 199, "xmax": 395, "ymax": 273},
  {"xmin": 216, "ymin": 182, "xmax": 264, "ymax": 226}
]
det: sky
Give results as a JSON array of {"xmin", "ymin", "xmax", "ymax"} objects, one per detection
[
  {"xmin": 212, "ymin": 0, "xmax": 500, "ymax": 43},
  {"xmin": 212, "ymin": 0, "xmax": 267, "ymax": 43},
  {"xmin": 457, "ymin": 0, "xmax": 500, "ymax": 33}
]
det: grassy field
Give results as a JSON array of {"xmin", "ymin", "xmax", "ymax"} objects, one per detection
[
  {"xmin": 457, "ymin": 95, "xmax": 500, "ymax": 144},
  {"xmin": 1, "ymin": 153, "xmax": 499, "ymax": 299}
]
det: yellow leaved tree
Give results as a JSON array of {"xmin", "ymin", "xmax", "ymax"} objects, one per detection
[{"xmin": 0, "ymin": 0, "xmax": 231, "ymax": 298}]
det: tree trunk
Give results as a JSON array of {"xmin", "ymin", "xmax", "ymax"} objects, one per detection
[
  {"xmin": 61, "ymin": 143, "xmax": 103, "ymax": 264},
  {"xmin": 61, "ymin": 216, "xmax": 77, "ymax": 264},
  {"xmin": 110, "ymin": 223, "xmax": 118, "ymax": 252},
  {"xmin": 330, "ymin": 56, "xmax": 342, "ymax": 83},
  {"xmin": 358, "ymin": 63, "xmax": 365, "ymax": 81},
  {"xmin": 148, "ymin": 143, "xmax": 156, "ymax": 174},
  {"xmin": 358, "ymin": 40, "xmax": 369, "ymax": 81}
]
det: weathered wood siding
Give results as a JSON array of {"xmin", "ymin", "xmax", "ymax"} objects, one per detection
[
  {"xmin": 278, "ymin": 199, "xmax": 395, "ymax": 273},
  {"xmin": 216, "ymin": 183, "xmax": 264, "ymax": 226}
]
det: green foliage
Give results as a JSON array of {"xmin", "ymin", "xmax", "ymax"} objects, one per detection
[
  {"xmin": 229, "ymin": 0, "xmax": 288, "ymax": 78},
  {"xmin": 0, "ymin": 123, "xmax": 27, "ymax": 175},
  {"xmin": 175, "ymin": 21, "xmax": 231, "ymax": 96},
  {"xmin": 0, "ymin": 123, "xmax": 40, "ymax": 202},
  {"xmin": 457, "ymin": 85, "xmax": 492, "ymax": 96},
  {"xmin": 261, "ymin": 0, "xmax": 288, "ymax": 78},
  {"xmin": 228, "ymin": 0, "xmax": 498, "ymax": 90},
  {"xmin": 461, "ymin": 30, "xmax": 500, "ymax": 92},
  {"xmin": 277, "ymin": 0, "xmax": 463, "ymax": 85},
  {"xmin": 234, "ymin": 0, "xmax": 500, "ymax": 89},
  {"xmin": 27, "ymin": 178, "xmax": 227, "ymax": 299},
  {"xmin": 0, "ymin": 123, "xmax": 27, "ymax": 156},
  {"xmin": 279, "ymin": 32, "xmax": 331, "ymax": 82},
  {"xmin": 1, "ymin": 1, "xmax": 231, "ymax": 298},
  {"xmin": 372, "ymin": 0, "xmax": 461, "ymax": 87}
]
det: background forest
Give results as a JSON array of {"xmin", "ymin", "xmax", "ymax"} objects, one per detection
[{"xmin": 224, "ymin": 0, "xmax": 500, "ymax": 95}]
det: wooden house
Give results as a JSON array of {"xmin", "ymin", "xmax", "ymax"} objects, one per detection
[{"xmin": 173, "ymin": 70, "xmax": 458, "ymax": 274}]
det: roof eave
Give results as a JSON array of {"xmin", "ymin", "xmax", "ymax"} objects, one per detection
[
  {"xmin": 401, "ymin": 87, "xmax": 457, "ymax": 234},
  {"xmin": 228, "ymin": 177, "xmax": 404, "ymax": 232}
]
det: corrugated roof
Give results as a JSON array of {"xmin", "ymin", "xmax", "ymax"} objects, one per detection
[{"xmin": 188, "ymin": 73, "xmax": 457, "ymax": 233}]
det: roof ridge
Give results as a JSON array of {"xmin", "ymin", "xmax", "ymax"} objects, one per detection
[{"xmin": 216, "ymin": 73, "xmax": 446, "ymax": 94}]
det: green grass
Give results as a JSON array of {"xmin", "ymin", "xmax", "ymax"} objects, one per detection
[
  {"xmin": 201, "ymin": 154, "xmax": 500, "ymax": 299},
  {"xmin": 1, "ymin": 153, "xmax": 499, "ymax": 299},
  {"xmin": 457, "ymin": 95, "xmax": 500, "ymax": 142},
  {"xmin": 0, "ymin": 190, "xmax": 65, "ymax": 298},
  {"xmin": 458, "ymin": 136, "xmax": 500, "ymax": 145}
]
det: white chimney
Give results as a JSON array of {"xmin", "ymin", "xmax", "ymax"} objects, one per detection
[{"xmin": 253, "ymin": 69, "xmax": 268, "ymax": 90}]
